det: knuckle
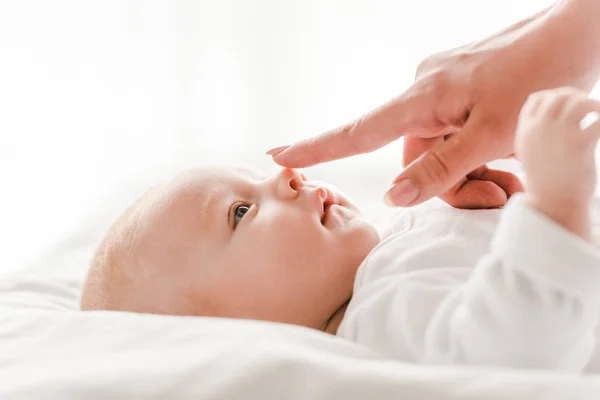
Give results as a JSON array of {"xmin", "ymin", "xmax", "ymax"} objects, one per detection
[
  {"xmin": 420, "ymin": 68, "xmax": 448, "ymax": 86},
  {"xmin": 454, "ymin": 51, "xmax": 474, "ymax": 65},
  {"xmin": 531, "ymin": 88, "xmax": 558, "ymax": 103},
  {"xmin": 532, "ymin": 92, "xmax": 550, "ymax": 105},
  {"xmin": 416, "ymin": 53, "xmax": 441, "ymax": 77},
  {"xmin": 413, "ymin": 69, "xmax": 449, "ymax": 103},
  {"xmin": 525, "ymin": 91, "xmax": 540, "ymax": 103},
  {"xmin": 429, "ymin": 69, "xmax": 449, "ymax": 86},
  {"xmin": 553, "ymin": 90, "xmax": 568, "ymax": 100},
  {"xmin": 558, "ymin": 86, "xmax": 581, "ymax": 95},
  {"xmin": 415, "ymin": 59, "xmax": 430, "ymax": 78},
  {"xmin": 524, "ymin": 93, "xmax": 540, "ymax": 106}
]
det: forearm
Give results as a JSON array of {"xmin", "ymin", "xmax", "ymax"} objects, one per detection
[
  {"xmin": 543, "ymin": 0, "xmax": 600, "ymax": 90},
  {"xmin": 558, "ymin": 0, "xmax": 600, "ymax": 27}
]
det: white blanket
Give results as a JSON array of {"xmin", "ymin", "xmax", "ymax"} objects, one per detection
[{"xmin": 1, "ymin": 174, "xmax": 600, "ymax": 399}]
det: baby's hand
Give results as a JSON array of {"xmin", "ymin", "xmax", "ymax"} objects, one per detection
[{"xmin": 516, "ymin": 87, "xmax": 600, "ymax": 239}]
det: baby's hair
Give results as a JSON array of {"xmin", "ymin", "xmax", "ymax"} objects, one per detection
[
  {"xmin": 80, "ymin": 174, "xmax": 216, "ymax": 316},
  {"xmin": 80, "ymin": 194, "xmax": 147, "ymax": 312}
]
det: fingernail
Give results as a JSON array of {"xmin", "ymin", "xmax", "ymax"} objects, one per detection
[
  {"xmin": 384, "ymin": 179, "xmax": 419, "ymax": 206},
  {"xmin": 266, "ymin": 145, "xmax": 290, "ymax": 156}
]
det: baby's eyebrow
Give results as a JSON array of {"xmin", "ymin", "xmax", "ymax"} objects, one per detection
[
  {"xmin": 199, "ymin": 188, "xmax": 225, "ymax": 234},
  {"xmin": 252, "ymin": 172, "xmax": 268, "ymax": 181},
  {"xmin": 235, "ymin": 167, "xmax": 266, "ymax": 182}
]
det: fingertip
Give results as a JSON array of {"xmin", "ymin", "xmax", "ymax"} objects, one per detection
[
  {"xmin": 384, "ymin": 179, "xmax": 421, "ymax": 207},
  {"xmin": 271, "ymin": 150, "xmax": 314, "ymax": 168},
  {"xmin": 266, "ymin": 145, "xmax": 290, "ymax": 157}
]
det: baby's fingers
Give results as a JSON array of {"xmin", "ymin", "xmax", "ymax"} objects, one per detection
[
  {"xmin": 562, "ymin": 96, "xmax": 600, "ymax": 123},
  {"xmin": 582, "ymin": 115, "xmax": 600, "ymax": 139},
  {"xmin": 519, "ymin": 92, "xmax": 544, "ymax": 118}
]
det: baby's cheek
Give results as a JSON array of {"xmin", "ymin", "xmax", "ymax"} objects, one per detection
[{"xmin": 342, "ymin": 219, "xmax": 380, "ymax": 260}]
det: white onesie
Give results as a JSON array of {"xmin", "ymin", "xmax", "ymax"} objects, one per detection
[{"xmin": 337, "ymin": 194, "xmax": 600, "ymax": 372}]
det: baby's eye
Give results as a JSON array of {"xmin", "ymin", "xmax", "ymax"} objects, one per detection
[{"xmin": 233, "ymin": 204, "xmax": 250, "ymax": 227}]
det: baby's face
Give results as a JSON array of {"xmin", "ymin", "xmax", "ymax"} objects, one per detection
[{"xmin": 137, "ymin": 165, "xmax": 379, "ymax": 329}]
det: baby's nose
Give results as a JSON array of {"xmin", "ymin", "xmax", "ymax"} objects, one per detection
[
  {"xmin": 276, "ymin": 168, "xmax": 306, "ymax": 198},
  {"xmin": 286, "ymin": 168, "xmax": 306, "ymax": 189}
]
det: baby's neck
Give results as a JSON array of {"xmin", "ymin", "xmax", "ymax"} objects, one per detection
[{"xmin": 323, "ymin": 301, "xmax": 349, "ymax": 335}]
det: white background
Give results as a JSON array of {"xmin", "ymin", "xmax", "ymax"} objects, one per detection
[{"xmin": 0, "ymin": 0, "xmax": 596, "ymax": 274}]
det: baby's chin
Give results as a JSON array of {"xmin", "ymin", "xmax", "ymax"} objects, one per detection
[
  {"xmin": 359, "ymin": 221, "xmax": 381, "ymax": 254},
  {"xmin": 340, "ymin": 216, "xmax": 381, "ymax": 266}
]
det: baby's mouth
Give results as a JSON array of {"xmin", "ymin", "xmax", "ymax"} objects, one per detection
[
  {"xmin": 318, "ymin": 187, "xmax": 338, "ymax": 225},
  {"xmin": 321, "ymin": 201, "xmax": 332, "ymax": 224}
]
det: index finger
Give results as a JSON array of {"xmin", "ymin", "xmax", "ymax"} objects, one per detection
[{"xmin": 271, "ymin": 95, "xmax": 413, "ymax": 168}]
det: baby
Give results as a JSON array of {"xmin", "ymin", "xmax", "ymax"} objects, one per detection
[
  {"xmin": 80, "ymin": 164, "xmax": 378, "ymax": 332},
  {"xmin": 81, "ymin": 87, "xmax": 600, "ymax": 371}
]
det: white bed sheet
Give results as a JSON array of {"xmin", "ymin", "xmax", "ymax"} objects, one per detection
[
  {"xmin": 1, "ymin": 167, "xmax": 600, "ymax": 400},
  {"xmin": 3, "ymin": 307, "xmax": 600, "ymax": 400}
]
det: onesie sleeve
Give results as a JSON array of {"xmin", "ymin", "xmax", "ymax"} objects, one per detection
[{"xmin": 492, "ymin": 194, "xmax": 600, "ymax": 298}]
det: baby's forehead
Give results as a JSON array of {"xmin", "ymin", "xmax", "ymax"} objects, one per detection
[
  {"xmin": 177, "ymin": 165, "xmax": 264, "ymax": 187},
  {"xmin": 224, "ymin": 165, "xmax": 266, "ymax": 181},
  {"xmin": 160, "ymin": 165, "xmax": 264, "ymax": 205}
]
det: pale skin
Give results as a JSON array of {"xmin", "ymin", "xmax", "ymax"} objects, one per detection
[
  {"xmin": 268, "ymin": 0, "xmax": 600, "ymax": 210},
  {"xmin": 517, "ymin": 87, "xmax": 600, "ymax": 241},
  {"xmin": 80, "ymin": 166, "xmax": 380, "ymax": 333}
]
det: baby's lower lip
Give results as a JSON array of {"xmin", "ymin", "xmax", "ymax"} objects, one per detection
[{"xmin": 322, "ymin": 203, "xmax": 343, "ymax": 225}]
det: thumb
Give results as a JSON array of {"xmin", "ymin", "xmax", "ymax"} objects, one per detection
[{"xmin": 385, "ymin": 111, "xmax": 501, "ymax": 207}]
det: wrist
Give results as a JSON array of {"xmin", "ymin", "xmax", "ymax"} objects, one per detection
[{"xmin": 525, "ymin": 193, "xmax": 592, "ymax": 241}]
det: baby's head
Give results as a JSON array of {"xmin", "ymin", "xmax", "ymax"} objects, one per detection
[{"xmin": 81, "ymin": 165, "xmax": 379, "ymax": 330}]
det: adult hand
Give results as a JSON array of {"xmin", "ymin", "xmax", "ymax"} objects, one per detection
[{"xmin": 268, "ymin": 0, "xmax": 600, "ymax": 209}]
